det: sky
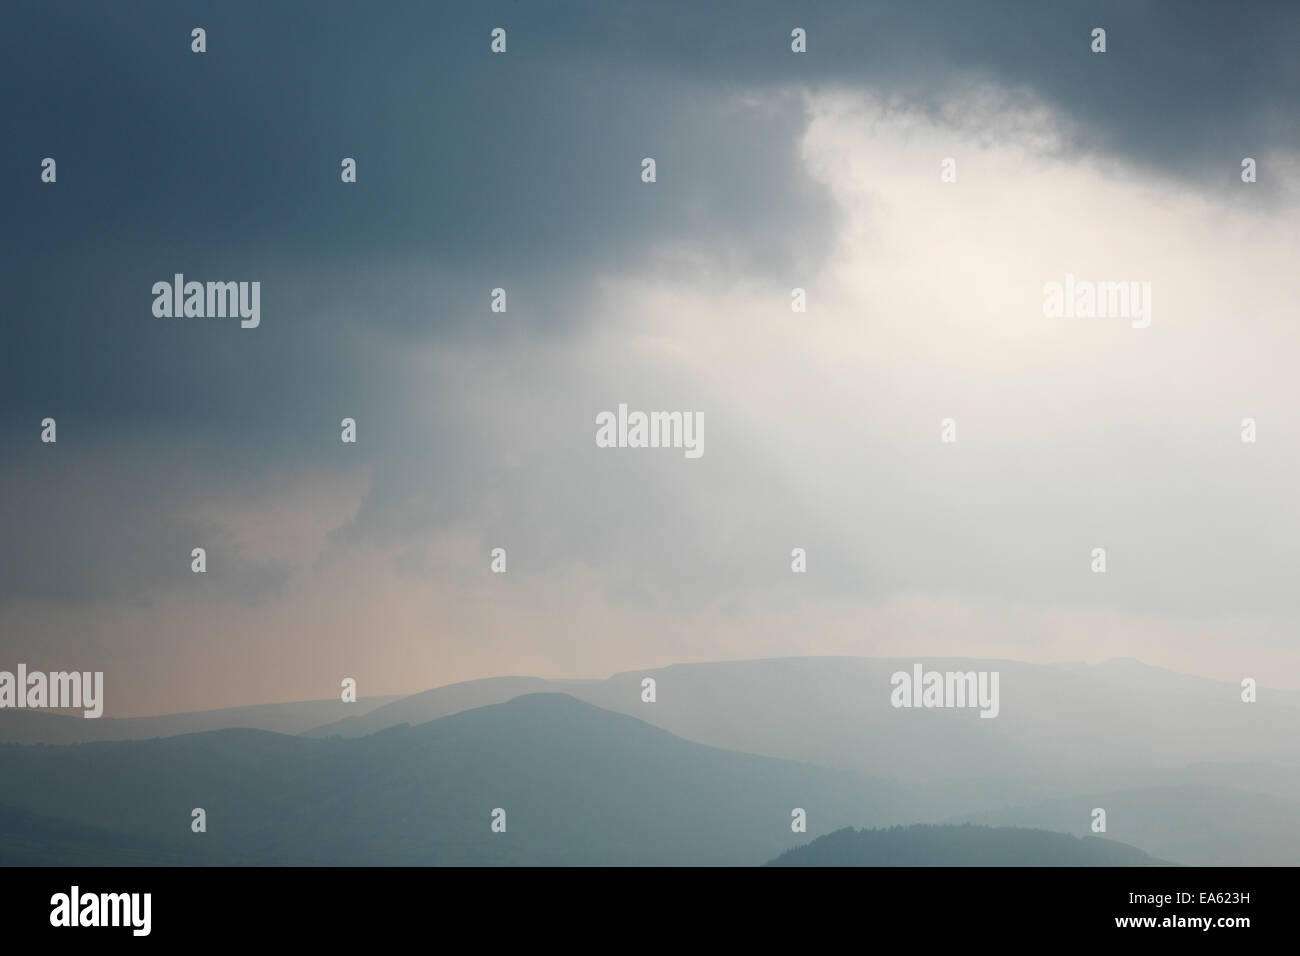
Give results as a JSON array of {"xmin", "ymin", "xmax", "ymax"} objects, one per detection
[{"xmin": 3, "ymin": 1, "xmax": 1299, "ymax": 716}]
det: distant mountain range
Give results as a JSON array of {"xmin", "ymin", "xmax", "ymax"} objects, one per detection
[
  {"xmin": 2, "ymin": 656, "xmax": 1296, "ymax": 865},
  {"xmin": 0, "ymin": 694, "xmax": 906, "ymax": 865},
  {"xmin": 0, "ymin": 695, "xmax": 402, "ymax": 745},
  {"xmin": 8, "ymin": 659, "xmax": 1296, "ymax": 781},
  {"xmin": 299, "ymin": 657, "xmax": 1300, "ymax": 784}
]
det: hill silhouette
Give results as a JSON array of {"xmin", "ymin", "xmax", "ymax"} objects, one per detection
[
  {"xmin": 0, "ymin": 694, "xmax": 906, "ymax": 866},
  {"xmin": 0, "ymin": 695, "xmax": 403, "ymax": 745},
  {"xmin": 304, "ymin": 657, "xmax": 1300, "ymax": 786},
  {"xmin": 6, "ymin": 666, "xmax": 1297, "ymax": 865}
]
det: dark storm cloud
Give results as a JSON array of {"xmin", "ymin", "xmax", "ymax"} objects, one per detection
[
  {"xmin": 2, "ymin": 0, "xmax": 1296, "ymax": 609},
  {"xmin": 0, "ymin": 0, "xmax": 838, "ymax": 432},
  {"xmin": 5, "ymin": 0, "xmax": 1293, "ymax": 435}
]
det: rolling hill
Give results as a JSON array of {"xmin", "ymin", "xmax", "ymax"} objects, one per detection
[
  {"xmin": 0, "ymin": 695, "xmax": 404, "ymax": 746},
  {"xmin": 304, "ymin": 657, "xmax": 1300, "ymax": 785},
  {"xmin": 0, "ymin": 693, "xmax": 908, "ymax": 866}
]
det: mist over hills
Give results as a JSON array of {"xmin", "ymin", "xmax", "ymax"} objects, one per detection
[
  {"xmin": 0, "ymin": 694, "xmax": 908, "ymax": 866},
  {"xmin": 901, "ymin": 760, "xmax": 1300, "ymax": 819},
  {"xmin": 303, "ymin": 676, "xmax": 599, "ymax": 740},
  {"xmin": 946, "ymin": 784, "xmax": 1300, "ymax": 867},
  {"xmin": 305, "ymin": 657, "xmax": 1300, "ymax": 783},
  {"xmin": 2, "ymin": 657, "xmax": 1294, "ymax": 865},
  {"xmin": 0, "ymin": 695, "xmax": 403, "ymax": 746},
  {"xmin": 1056, "ymin": 658, "xmax": 1300, "ymax": 709},
  {"xmin": 766, "ymin": 824, "xmax": 1169, "ymax": 867},
  {"xmin": 8, "ymin": 657, "xmax": 1292, "ymax": 784}
]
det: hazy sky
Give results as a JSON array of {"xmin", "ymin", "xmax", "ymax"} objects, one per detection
[{"xmin": 3, "ymin": 1, "xmax": 1299, "ymax": 715}]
